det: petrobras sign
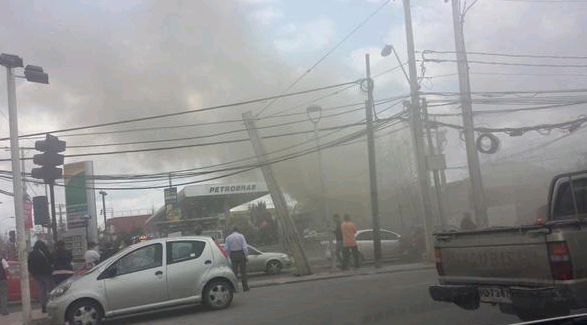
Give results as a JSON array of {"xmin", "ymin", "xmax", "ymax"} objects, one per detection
[
  {"xmin": 181, "ymin": 182, "xmax": 268, "ymax": 197},
  {"xmin": 209, "ymin": 184, "xmax": 258, "ymax": 194}
]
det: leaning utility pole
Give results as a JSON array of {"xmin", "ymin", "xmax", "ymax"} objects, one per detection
[
  {"xmin": 402, "ymin": 0, "xmax": 435, "ymax": 260},
  {"xmin": 364, "ymin": 54, "xmax": 382, "ymax": 268},
  {"xmin": 422, "ymin": 98, "xmax": 445, "ymax": 230},
  {"xmin": 450, "ymin": 0, "xmax": 488, "ymax": 227},
  {"xmin": 242, "ymin": 111, "xmax": 312, "ymax": 275}
]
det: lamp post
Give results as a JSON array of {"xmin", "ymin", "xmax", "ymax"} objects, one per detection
[
  {"xmin": 306, "ymin": 105, "xmax": 333, "ymax": 268},
  {"xmin": 99, "ymin": 190, "xmax": 108, "ymax": 241},
  {"xmin": 1, "ymin": 52, "xmax": 49, "ymax": 325}
]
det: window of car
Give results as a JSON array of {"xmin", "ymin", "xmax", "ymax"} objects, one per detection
[
  {"xmin": 167, "ymin": 241, "xmax": 206, "ymax": 264},
  {"xmin": 356, "ymin": 231, "xmax": 373, "ymax": 241},
  {"xmin": 248, "ymin": 246, "xmax": 261, "ymax": 255},
  {"xmin": 553, "ymin": 177, "xmax": 587, "ymax": 220},
  {"xmin": 381, "ymin": 231, "xmax": 399, "ymax": 240},
  {"xmin": 114, "ymin": 243, "xmax": 163, "ymax": 276}
]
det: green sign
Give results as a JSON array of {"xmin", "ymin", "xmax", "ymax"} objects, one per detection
[{"xmin": 64, "ymin": 162, "xmax": 88, "ymax": 228}]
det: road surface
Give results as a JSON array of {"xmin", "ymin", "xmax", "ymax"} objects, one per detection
[{"xmin": 103, "ymin": 269, "xmax": 521, "ymax": 325}]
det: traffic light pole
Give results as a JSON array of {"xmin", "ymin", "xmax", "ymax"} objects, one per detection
[
  {"xmin": 5, "ymin": 64, "xmax": 33, "ymax": 325},
  {"xmin": 49, "ymin": 181, "xmax": 58, "ymax": 243}
]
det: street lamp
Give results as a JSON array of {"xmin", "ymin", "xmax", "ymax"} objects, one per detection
[
  {"xmin": 1, "ymin": 52, "xmax": 49, "ymax": 325},
  {"xmin": 306, "ymin": 105, "xmax": 333, "ymax": 268}
]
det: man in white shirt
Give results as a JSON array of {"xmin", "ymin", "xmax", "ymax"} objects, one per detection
[
  {"xmin": 1, "ymin": 251, "xmax": 10, "ymax": 316},
  {"xmin": 224, "ymin": 227, "xmax": 249, "ymax": 291}
]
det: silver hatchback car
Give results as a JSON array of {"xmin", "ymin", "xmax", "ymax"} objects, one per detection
[{"xmin": 47, "ymin": 236, "xmax": 238, "ymax": 325}]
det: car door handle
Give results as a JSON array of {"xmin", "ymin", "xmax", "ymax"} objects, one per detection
[
  {"xmin": 155, "ymin": 271, "xmax": 163, "ymax": 276},
  {"xmin": 205, "ymin": 260, "xmax": 212, "ymax": 265}
]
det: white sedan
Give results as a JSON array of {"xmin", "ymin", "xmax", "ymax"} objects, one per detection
[{"xmin": 325, "ymin": 229, "xmax": 402, "ymax": 261}]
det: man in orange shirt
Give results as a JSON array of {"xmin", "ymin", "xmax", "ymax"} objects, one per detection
[{"xmin": 341, "ymin": 214, "xmax": 360, "ymax": 270}]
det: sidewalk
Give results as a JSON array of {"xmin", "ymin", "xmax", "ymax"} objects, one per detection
[
  {"xmin": 2, "ymin": 308, "xmax": 49, "ymax": 325},
  {"xmin": 249, "ymin": 261, "xmax": 434, "ymax": 288}
]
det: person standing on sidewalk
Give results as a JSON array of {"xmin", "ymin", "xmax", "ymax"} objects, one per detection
[
  {"xmin": 332, "ymin": 214, "xmax": 343, "ymax": 265},
  {"xmin": 52, "ymin": 241, "xmax": 74, "ymax": 285},
  {"xmin": 28, "ymin": 240, "xmax": 54, "ymax": 313},
  {"xmin": 224, "ymin": 226, "xmax": 250, "ymax": 291},
  {"xmin": 0, "ymin": 251, "xmax": 10, "ymax": 316},
  {"xmin": 341, "ymin": 214, "xmax": 360, "ymax": 270}
]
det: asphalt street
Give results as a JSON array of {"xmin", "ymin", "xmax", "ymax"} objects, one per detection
[{"xmin": 102, "ymin": 268, "xmax": 521, "ymax": 325}]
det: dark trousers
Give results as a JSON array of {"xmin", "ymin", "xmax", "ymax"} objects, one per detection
[
  {"xmin": 230, "ymin": 251, "xmax": 249, "ymax": 290},
  {"xmin": 34, "ymin": 275, "xmax": 55, "ymax": 310},
  {"xmin": 342, "ymin": 246, "xmax": 360, "ymax": 270},
  {"xmin": 52, "ymin": 274, "xmax": 72, "ymax": 286},
  {"xmin": 0, "ymin": 280, "xmax": 7, "ymax": 315}
]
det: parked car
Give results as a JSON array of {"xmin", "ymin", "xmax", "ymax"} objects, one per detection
[
  {"xmin": 46, "ymin": 236, "xmax": 238, "ymax": 325},
  {"xmin": 219, "ymin": 244, "xmax": 292, "ymax": 275},
  {"xmin": 6, "ymin": 261, "xmax": 38, "ymax": 301},
  {"xmin": 325, "ymin": 229, "xmax": 402, "ymax": 261}
]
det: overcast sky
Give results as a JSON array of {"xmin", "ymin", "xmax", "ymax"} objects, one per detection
[{"xmin": 1, "ymin": 0, "xmax": 586, "ymax": 233}]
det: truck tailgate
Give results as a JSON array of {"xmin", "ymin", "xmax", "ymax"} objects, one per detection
[{"xmin": 437, "ymin": 228, "xmax": 553, "ymax": 286}]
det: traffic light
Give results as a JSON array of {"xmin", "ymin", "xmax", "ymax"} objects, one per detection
[
  {"xmin": 9, "ymin": 230, "xmax": 15, "ymax": 243},
  {"xmin": 33, "ymin": 196, "xmax": 50, "ymax": 226},
  {"xmin": 31, "ymin": 134, "xmax": 66, "ymax": 183}
]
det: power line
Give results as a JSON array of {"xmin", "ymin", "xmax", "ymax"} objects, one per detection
[
  {"xmin": 424, "ymin": 58, "xmax": 587, "ymax": 68},
  {"xmin": 428, "ymin": 101, "xmax": 587, "ymax": 117},
  {"xmin": 0, "ymin": 80, "xmax": 360, "ymax": 142},
  {"xmin": 255, "ymin": 0, "xmax": 392, "ymax": 117},
  {"xmin": 3, "ymin": 118, "xmax": 403, "ymax": 190},
  {"xmin": 423, "ymin": 50, "xmax": 587, "ymax": 60}
]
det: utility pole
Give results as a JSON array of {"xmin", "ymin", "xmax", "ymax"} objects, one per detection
[
  {"xmin": 99, "ymin": 190, "xmax": 108, "ymax": 241},
  {"xmin": 242, "ymin": 111, "xmax": 312, "ymax": 275},
  {"xmin": 402, "ymin": 0, "xmax": 436, "ymax": 260},
  {"xmin": 3, "ymin": 58, "xmax": 32, "ymax": 325},
  {"xmin": 422, "ymin": 98, "xmax": 445, "ymax": 230},
  {"xmin": 365, "ymin": 54, "xmax": 382, "ymax": 268},
  {"xmin": 450, "ymin": 0, "xmax": 488, "ymax": 227},
  {"xmin": 21, "ymin": 148, "xmax": 31, "ymax": 255}
]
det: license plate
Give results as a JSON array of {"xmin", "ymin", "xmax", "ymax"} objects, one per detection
[{"xmin": 478, "ymin": 287, "xmax": 511, "ymax": 303}]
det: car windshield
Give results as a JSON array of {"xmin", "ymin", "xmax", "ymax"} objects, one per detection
[{"xmin": 3, "ymin": 1, "xmax": 585, "ymax": 324}]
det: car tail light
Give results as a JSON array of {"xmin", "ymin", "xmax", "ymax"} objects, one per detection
[
  {"xmin": 548, "ymin": 241, "xmax": 573, "ymax": 280},
  {"xmin": 434, "ymin": 248, "xmax": 444, "ymax": 276}
]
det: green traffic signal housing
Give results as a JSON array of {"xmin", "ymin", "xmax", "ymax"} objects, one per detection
[{"xmin": 31, "ymin": 133, "xmax": 66, "ymax": 183}]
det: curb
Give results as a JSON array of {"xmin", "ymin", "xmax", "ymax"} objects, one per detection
[{"xmin": 249, "ymin": 264, "xmax": 434, "ymax": 289}]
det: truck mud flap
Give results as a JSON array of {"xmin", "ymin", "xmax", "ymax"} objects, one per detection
[{"xmin": 429, "ymin": 285, "xmax": 480, "ymax": 310}]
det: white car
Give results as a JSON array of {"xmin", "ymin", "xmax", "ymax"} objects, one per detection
[
  {"xmin": 46, "ymin": 236, "xmax": 238, "ymax": 325},
  {"xmin": 325, "ymin": 229, "xmax": 402, "ymax": 261}
]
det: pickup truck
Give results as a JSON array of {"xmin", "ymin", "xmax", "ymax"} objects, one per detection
[{"xmin": 429, "ymin": 169, "xmax": 587, "ymax": 321}]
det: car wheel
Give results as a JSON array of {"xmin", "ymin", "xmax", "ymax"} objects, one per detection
[
  {"xmin": 66, "ymin": 300, "xmax": 104, "ymax": 325},
  {"xmin": 266, "ymin": 260, "xmax": 283, "ymax": 275},
  {"xmin": 203, "ymin": 279, "xmax": 233, "ymax": 310}
]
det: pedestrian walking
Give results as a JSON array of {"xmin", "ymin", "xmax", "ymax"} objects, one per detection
[
  {"xmin": 341, "ymin": 214, "xmax": 360, "ymax": 270},
  {"xmin": 224, "ymin": 226, "xmax": 250, "ymax": 291},
  {"xmin": 28, "ymin": 240, "xmax": 54, "ymax": 313},
  {"xmin": 332, "ymin": 214, "xmax": 343, "ymax": 264},
  {"xmin": 84, "ymin": 242, "xmax": 101, "ymax": 270},
  {"xmin": 0, "ymin": 251, "xmax": 10, "ymax": 316},
  {"xmin": 51, "ymin": 241, "xmax": 74, "ymax": 285}
]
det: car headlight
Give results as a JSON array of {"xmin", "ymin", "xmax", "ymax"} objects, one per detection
[{"xmin": 50, "ymin": 281, "xmax": 72, "ymax": 299}]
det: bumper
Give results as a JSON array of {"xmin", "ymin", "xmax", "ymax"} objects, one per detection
[
  {"xmin": 429, "ymin": 284, "xmax": 574, "ymax": 310},
  {"xmin": 46, "ymin": 300, "xmax": 67, "ymax": 325}
]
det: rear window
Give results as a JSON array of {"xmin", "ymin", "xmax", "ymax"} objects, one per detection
[
  {"xmin": 167, "ymin": 241, "xmax": 206, "ymax": 264},
  {"xmin": 553, "ymin": 177, "xmax": 587, "ymax": 220}
]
